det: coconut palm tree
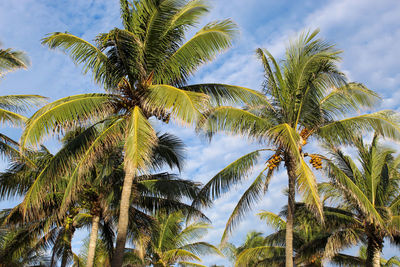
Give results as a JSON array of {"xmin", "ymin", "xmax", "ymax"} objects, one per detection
[
  {"xmin": 73, "ymin": 237, "xmax": 112, "ymax": 267},
  {"xmin": 0, "ymin": 42, "xmax": 46, "ymax": 159},
  {"xmin": 123, "ymin": 211, "xmax": 222, "ymax": 266},
  {"xmin": 2, "ymin": 129, "xmax": 204, "ymax": 267},
  {"xmin": 222, "ymin": 231, "xmax": 269, "ymax": 265},
  {"xmin": 18, "ymin": 1, "xmax": 265, "ymax": 265},
  {"xmin": 0, "ymin": 226, "xmax": 51, "ymax": 267},
  {"xmin": 193, "ymin": 29, "xmax": 400, "ymax": 267},
  {"xmin": 321, "ymin": 134, "xmax": 400, "ymax": 267},
  {"xmin": 235, "ymin": 204, "xmax": 366, "ymax": 267}
]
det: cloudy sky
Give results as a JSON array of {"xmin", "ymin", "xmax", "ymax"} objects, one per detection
[{"xmin": 1, "ymin": 0, "xmax": 400, "ymax": 265}]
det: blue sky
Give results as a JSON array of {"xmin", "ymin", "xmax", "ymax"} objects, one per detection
[{"xmin": 1, "ymin": 0, "xmax": 400, "ymax": 266}]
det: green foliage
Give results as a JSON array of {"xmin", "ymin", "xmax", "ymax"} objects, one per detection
[
  {"xmin": 195, "ymin": 29, "xmax": 400, "ymax": 246},
  {"xmin": 123, "ymin": 211, "xmax": 221, "ymax": 266}
]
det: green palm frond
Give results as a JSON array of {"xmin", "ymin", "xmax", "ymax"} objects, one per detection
[
  {"xmin": 182, "ymin": 83, "xmax": 268, "ymax": 106},
  {"xmin": 179, "ymin": 242, "xmax": 223, "ymax": 257},
  {"xmin": 138, "ymin": 175, "xmax": 201, "ymax": 202},
  {"xmin": 21, "ymin": 93, "xmax": 114, "ymax": 148},
  {"xmin": 162, "ymin": 248, "xmax": 202, "ymax": 263},
  {"xmin": 151, "ymin": 132, "xmax": 185, "ymax": 171},
  {"xmin": 61, "ymin": 118, "xmax": 125, "ymax": 213},
  {"xmin": 257, "ymin": 211, "xmax": 286, "ymax": 231},
  {"xmin": 326, "ymin": 160, "xmax": 385, "ymax": 225},
  {"xmin": 192, "ymin": 149, "xmax": 264, "ymax": 209},
  {"xmin": 158, "ymin": 19, "xmax": 238, "ymax": 84},
  {"xmin": 320, "ymin": 83, "xmax": 380, "ymax": 116},
  {"xmin": 319, "ymin": 110, "xmax": 400, "ymax": 144},
  {"xmin": 146, "ymin": 84, "xmax": 209, "ymax": 125},
  {"xmin": 221, "ymin": 167, "xmax": 269, "ymax": 243},
  {"xmin": 0, "ymin": 134, "xmax": 21, "ymax": 160},
  {"xmin": 200, "ymin": 106, "xmax": 271, "ymax": 139},
  {"xmin": 177, "ymin": 262, "xmax": 207, "ymax": 267},
  {"xmin": 41, "ymin": 33, "xmax": 110, "ymax": 86},
  {"xmin": 0, "ymin": 95, "xmax": 47, "ymax": 112},
  {"xmin": 0, "ymin": 108, "xmax": 27, "ymax": 127},
  {"xmin": 235, "ymin": 246, "xmax": 285, "ymax": 267},
  {"xmin": 0, "ymin": 48, "xmax": 29, "ymax": 74},
  {"xmin": 124, "ymin": 106, "xmax": 157, "ymax": 173},
  {"xmin": 267, "ymin": 123, "xmax": 323, "ymax": 219},
  {"xmin": 323, "ymin": 228, "xmax": 360, "ymax": 259},
  {"xmin": 165, "ymin": 0, "xmax": 209, "ymax": 30}
]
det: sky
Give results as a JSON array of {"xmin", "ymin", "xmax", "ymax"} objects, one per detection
[{"xmin": 0, "ymin": 0, "xmax": 400, "ymax": 266}]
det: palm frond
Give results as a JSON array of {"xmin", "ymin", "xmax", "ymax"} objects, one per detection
[
  {"xmin": 192, "ymin": 149, "xmax": 263, "ymax": 209},
  {"xmin": 257, "ymin": 211, "xmax": 286, "ymax": 231},
  {"xmin": 42, "ymin": 33, "xmax": 110, "ymax": 86},
  {"xmin": 182, "ymin": 83, "xmax": 268, "ymax": 106},
  {"xmin": 146, "ymin": 84, "xmax": 209, "ymax": 125},
  {"xmin": 158, "ymin": 19, "xmax": 238, "ymax": 84},
  {"xmin": 221, "ymin": 167, "xmax": 269, "ymax": 243},
  {"xmin": 319, "ymin": 110, "xmax": 400, "ymax": 143},
  {"xmin": 124, "ymin": 106, "xmax": 157, "ymax": 173},
  {"xmin": 21, "ymin": 93, "xmax": 114, "ymax": 148},
  {"xmin": 200, "ymin": 106, "xmax": 271, "ymax": 139},
  {"xmin": 0, "ymin": 48, "xmax": 29, "ymax": 74}
]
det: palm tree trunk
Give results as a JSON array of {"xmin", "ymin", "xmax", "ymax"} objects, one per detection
[
  {"xmin": 111, "ymin": 170, "xmax": 135, "ymax": 267},
  {"xmin": 61, "ymin": 253, "xmax": 68, "ymax": 267},
  {"xmin": 284, "ymin": 153, "xmax": 296, "ymax": 267},
  {"xmin": 86, "ymin": 214, "xmax": 100, "ymax": 267},
  {"xmin": 366, "ymin": 235, "xmax": 382, "ymax": 267}
]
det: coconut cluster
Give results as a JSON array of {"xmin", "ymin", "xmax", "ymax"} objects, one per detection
[
  {"xmin": 309, "ymin": 155, "xmax": 323, "ymax": 169},
  {"xmin": 268, "ymin": 154, "xmax": 282, "ymax": 170}
]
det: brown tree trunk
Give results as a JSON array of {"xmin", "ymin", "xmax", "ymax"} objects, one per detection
[
  {"xmin": 61, "ymin": 253, "xmax": 68, "ymax": 267},
  {"xmin": 366, "ymin": 235, "xmax": 382, "ymax": 267},
  {"xmin": 285, "ymin": 152, "xmax": 296, "ymax": 267},
  {"xmin": 111, "ymin": 170, "xmax": 135, "ymax": 267},
  {"xmin": 86, "ymin": 214, "xmax": 100, "ymax": 267}
]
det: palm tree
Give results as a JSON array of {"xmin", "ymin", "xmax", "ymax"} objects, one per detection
[
  {"xmin": 331, "ymin": 246, "xmax": 400, "ymax": 266},
  {"xmin": 193, "ymin": 29, "xmax": 400, "ymax": 267},
  {"xmin": 321, "ymin": 134, "xmax": 400, "ymax": 267},
  {"xmin": 2, "ymin": 129, "xmax": 204, "ymax": 267},
  {"xmin": 0, "ymin": 42, "xmax": 46, "ymax": 159},
  {"xmin": 0, "ymin": 226, "xmax": 50, "ymax": 267},
  {"xmin": 222, "ymin": 231, "xmax": 269, "ymax": 266},
  {"xmin": 123, "ymin": 211, "xmax": 222, "ymax": 266},
  {"xmin": 235, "ymin": 204, "xmax": 365, "ymax": 267},
  {"xmin": 73, "ymin": 237, "xmax": 112, "ymax": 267},
  {"xmin": 18, "ymin": 1, "xmax": 264, "ymax": 265}
]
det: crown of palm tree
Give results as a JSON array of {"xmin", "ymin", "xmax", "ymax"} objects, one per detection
[
  {"xmin": 320, "ymin": 134, "xmax": 400, "ymax": 265},
  {"xmin": 192, "ymin": 29, "xmax": 400, "ymax": 246},
  {"xmin": 124, "ymin": 211, "xmax": 222, "ymax": 267}
]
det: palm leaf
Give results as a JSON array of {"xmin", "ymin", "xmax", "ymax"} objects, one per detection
[
  {"xmin": 182, "ymin": 83, "xmax": 268, "ymax": 106},
  {"xmin": 123, "ymin": 106, "xmax": 157, "ymax": 173},
  {"xmin": 21, "ymin": 93, "xmax": 113, "ymax": 148},
  {"xmin": 200, "ymin": 106, "xmax": 271, "ymax": 139},
  {"xmin": 41, "ymin": 33, "xmax": 109, "ymax": 86},
  {"xmin": 0, "ymin": 95, "xmax": 47, "ymax": 112},
  {"xmin": 221, "ymin": 166, "xmax": 269, "ymax": 243},
  {"xmin": 192, "ymin": 149, "xmax": 264, "ymax": 209},
  {"xmin": 146, "ymin": 84, "xmax": 209, "ymax": 125},
  {"xmin": 235, "ymin": 246, "xmax": 285, "ymax": 267},
  {"xmin": 267, "ymin": 123, "xmax": 323, "ymax": 219},
  {"xmin": 0, "ymin": 48, "xmax": 29, "ymax": 74},
  {"xmin": 319, "ymin": 110, "xmax": 400, "ymax": 143},
  {"xmin": 257, "ymin": 211, "xmax": 286, "ymax": 231},
  {"xmin": 158, "ymin": 19, "xmax": 238, "ymax": 84}
]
